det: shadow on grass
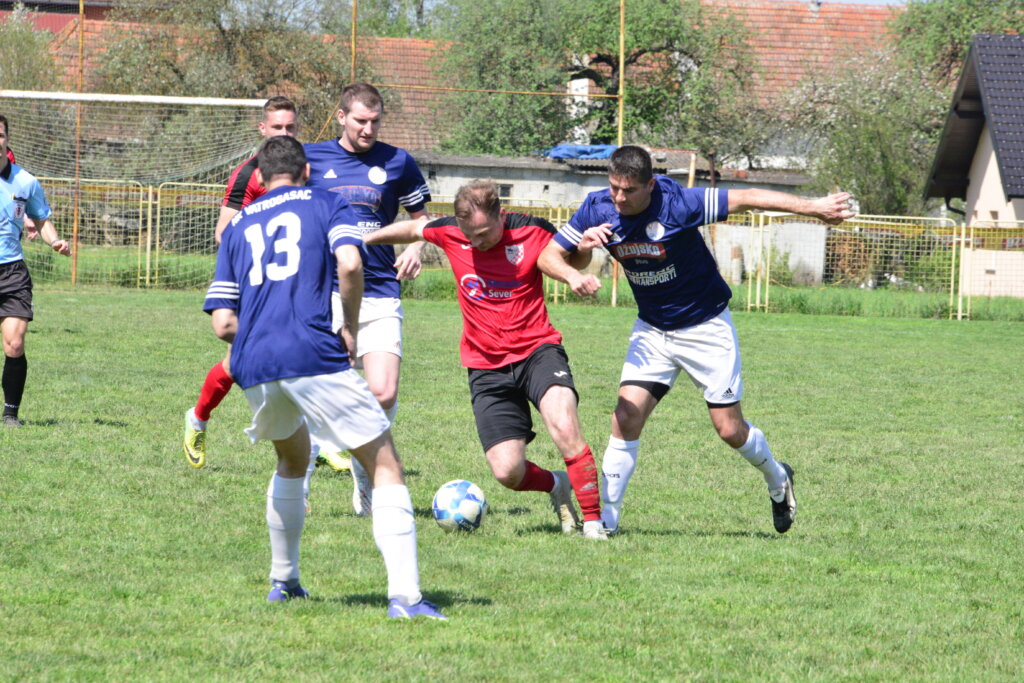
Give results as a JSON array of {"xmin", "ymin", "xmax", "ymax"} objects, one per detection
[{"xmin": 330, "ymin": 590, "xmax": 493, "ymax": 609}]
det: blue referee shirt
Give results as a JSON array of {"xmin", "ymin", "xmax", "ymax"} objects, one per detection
[{"xmin": 0, "ymin": 162, "xmax": 53, "ymax": 265}]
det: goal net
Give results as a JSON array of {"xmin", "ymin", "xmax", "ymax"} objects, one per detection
[{"xmin": 0, "ymin": 90, "xmax": 267, "ymax": 288}]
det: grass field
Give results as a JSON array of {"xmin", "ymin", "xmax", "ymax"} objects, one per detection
[{"xmin": 3, "ymin": 287, "xmax": 1022, "ymax": 680}]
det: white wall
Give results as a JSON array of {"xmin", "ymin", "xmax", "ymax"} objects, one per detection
[{"xmin": 965, "ymin": 124, "xmax": 1024, "ymax": 224}]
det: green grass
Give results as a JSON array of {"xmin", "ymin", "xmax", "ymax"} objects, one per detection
[{"xmin": 2, "ymin": 288, "xmax": 1023, "ymax": 680}]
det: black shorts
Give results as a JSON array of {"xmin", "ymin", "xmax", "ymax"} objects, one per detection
[
  {"xmin": 467, "ymin": 343, "xmax": 579, "ymax": 452},
  {"xmin": 0, "ymin": 260, "xmax": 33, "ymax": 320}
]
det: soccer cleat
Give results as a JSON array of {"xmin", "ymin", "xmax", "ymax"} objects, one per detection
[
  {"xmin": 267, "ymin": 580, "xmax": 309, "ymax": 602},
  {"xmin": 183, "ymin": 409, "xmax": 206, "ymax": 469},
  {"xmin": 351, "ymin": 459, "xmax": 372, "ymax": 517},
  {"xmin": 387, "ymin": 598, "xmax": 448, "ymax": 620},
  {"xmin": 3, "ymin": 415, "xmax": 22, "ymax": 428},
  {"xmin": 316, "ymin": 450, "xmax": 352, "ymax": 473},
  {"xmin": 549, "ymin": 470, "xmax": 581, "ymax": 534},
  {"xmin": 770, "ymin": 462, "xmax": 797, "ymax": 534},
  {"xmin": 579, "ymin": 520, "xmax": 610, "ymax": 540}
]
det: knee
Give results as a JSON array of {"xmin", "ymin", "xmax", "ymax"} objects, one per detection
[
  {"xmin": 493, "ymin": 468, "xmax": 520, "ymax": 490},
  {"xmin": 611, "ymin": 402, "xmax": 644, "ymax": 441},
  {"xmin": 716, "ymin": 420, "xmax": 748, "ymax": 449},
  {"xmin": 369, "ymin": 383, "xmax": 397, "ymax": 411},
  {"xmin": 4, "ymin": 339, "xmax": 24, "ymax": 358}
]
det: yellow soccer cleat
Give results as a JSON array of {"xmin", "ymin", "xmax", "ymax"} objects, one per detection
[
  {"xmin": 183, "ymin": 409, "xmax": 207, "ymax": 469},
  {"xmin": 316, "ymin": 450, "xmax": 351, "ymax": 473}
]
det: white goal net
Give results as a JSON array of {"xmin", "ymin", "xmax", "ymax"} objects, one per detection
[{"xmin": 0, "ymin": 90, "xmax": 267, "ymax": 288}]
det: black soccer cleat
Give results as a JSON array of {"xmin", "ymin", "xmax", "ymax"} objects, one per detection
[{"xmin": 770, "ymin": 462, "xmax": 796, "ymax": 533}]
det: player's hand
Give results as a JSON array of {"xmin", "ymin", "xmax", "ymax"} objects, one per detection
[
  {"xmin": 24, "ymin": 218, "xmax": 39, "ymax": 241},
  {"xmin": 568, "ymin": 272, "xmax": 602, "ymax": 298},
  {"xmin": 339, "ymin": 326, "xmax": 357, "ymax": 359},
  {"xmin": 394, "ymin": 242, "xmax": 423, "ymax": 281},
  {"xmin": 51, "ymin": 239, "xmax": 71, "ymax": 256},
  {"xmin": 578, "ymin": 223, "xmax": 615, "ymax": 252},
  {"xmin": 813, "ymin": 193, "xmax": 857, "ymax": 225}
]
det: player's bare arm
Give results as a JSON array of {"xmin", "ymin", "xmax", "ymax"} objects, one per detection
[
  {"xmin": 364, "ymin": 216, "xmax": 428, "ymax": 246},
  {"xmin": 392, "ymin": 209, "xmax": 429, "ymax": 281},
  {"xmin": 538, "ymin": 240, "xmax": 602, "ymax": 299},
  {"xmin": 214, "ymin": 206, "xmax": 241, "ymax": 245},
  {"xmin": 211, "ymin": 308, "xmax": 237, "ymax": 342},
  {"xmin": 37, "ymin": 219, "xmax": 71, "ymax": 256},
  {"xmin": 336, "ymin": 243, "xmax": 364, "ymax": 358},
  {"xmin": 728, "ymin": 189, "xmax": 857, "ymax": 226}
]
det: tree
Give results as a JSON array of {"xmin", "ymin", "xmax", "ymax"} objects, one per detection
[
  {"xmin": 434, "ymin": 0, "xmax": 767, "ymax": 163},
  {"xmin": 317, "ymin": 0, "xmax": 439, "ymax": 38},
  {"xmin": 92, "ymin": 0, "xmax": 355, "ymax": 129},
  {"xmin": 0, "ymin": 3, "xmax": 59, "ymax": 91},
  {"xmin": 785, "ymin": 49, "xmax": 947, "ymax": 216},
  {"xmin": 891, "ymin": 0, "xmax": 1024, "ymax": 85}
]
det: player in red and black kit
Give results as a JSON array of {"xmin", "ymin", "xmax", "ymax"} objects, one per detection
[
  {"xmin": 365, "ymin": 180, "xmax": 608, "ymax": 540},
  {"xmin": 183, "ymin": 96, "xmax": 298, "ymax": 468}
]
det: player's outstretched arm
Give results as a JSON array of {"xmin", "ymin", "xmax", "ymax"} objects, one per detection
[
  {"xmin": 211, "ymin": 308, "xmax": 237, "ymax": 342},
  {"xmin": 538, "ymin": 240, "xmax": 602, "ymax": 299},
  {"xmin": 364, "ymin": 216, "xmax": 429, "ymax": 246},
  {"xmin": 392, "ymin": 210, "xmax": 429, "ymax": 280},
  {"xmin": 336, "ymin": 243, "xmax": 364, "ymax": 358},
  {"xmin": 37, "ymin": 219, "xmax": 71, "ymax": 256},
  {"xmin": 728, "ymin": 189, "xmax": 857, "ymax": 226}
]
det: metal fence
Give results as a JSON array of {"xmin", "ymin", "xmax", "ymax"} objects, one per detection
[{"xmin": 22, "ymin": 179, "xmax": 1024, "ymax": 320}]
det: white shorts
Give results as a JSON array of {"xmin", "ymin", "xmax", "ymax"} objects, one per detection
[
  {"xmin": 243, "ymin": 370, "xmax": 391, "ymax": 452},
  {"xmin": 331, "ymin": 294, "xmax": 403, "ymax": 359},
  {"xmin": 620, "ymin": 309, "xmax": 743, "ymax": 405}
]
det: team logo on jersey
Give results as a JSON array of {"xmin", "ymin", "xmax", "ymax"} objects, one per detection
[
  {"xmin": 368, "ymin": 166, "xmax": 387, "ymax": 185},
  {"xmin": 505, "ymin": 244, "xmax": 524, "ymax": 265},
  {"xmin": 461, "ymin": 273, "xmax": 486, "ymax": 300},
  {"xmin": 323, "ymin": 169, "xmax": 338, "ymax": 179},
  {"xmin": 612, "ymin": 242, "xmax": 666, "ymax": 262},
  {"xmin": 645, "ymin": 221, "xmax": 665, "ymax": 240},
  {"xmin": 12, "ymin": 197, "xmax": 26, "ymax": 221}
]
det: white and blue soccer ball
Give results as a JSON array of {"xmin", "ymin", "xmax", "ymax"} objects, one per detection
[{"xmin": 432, "ymin": 479, "xmax": 487, "ymax": 532}]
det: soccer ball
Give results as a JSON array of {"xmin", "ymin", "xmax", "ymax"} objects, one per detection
[{"xmin": 432, "ymin": 479, "xmax": 487, "ymax": 532}]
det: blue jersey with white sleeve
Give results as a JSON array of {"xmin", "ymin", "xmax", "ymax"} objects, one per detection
[
  {"xmin": 203, "ymin": 185, "xmax": 362, "ymax": 389},
  {"xmin": 0, "ymin": 162, "xmax": 53, "ymax": 265},
  {"xmin": 303, "ymin": 139, "xmax": 430, "ymax": 298},
  {"xmin": 555, "ymin": 176, "xmax": 731, "ymax": 330}
]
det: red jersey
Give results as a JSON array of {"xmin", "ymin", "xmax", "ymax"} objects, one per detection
[
  {"xmin": 222, "ymin": 154, "xmax": 265, "ymax": 210},
  {"xmin": 6, "ymin": 149, "xmax": 15, "ymax": 164},
  {"xmin": 422, "ymin": 212, "xmax": 562, "ymax": 369}
]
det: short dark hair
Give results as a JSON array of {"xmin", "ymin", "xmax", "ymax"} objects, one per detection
[
  {"xmin": 454, "ymin": 180, "xmax": 501, "ymax": 221},
  {"xmin": 257, "ymin": 136, "xmax": 306, "ymax": 182},
  {"xmin": 0, "ymin": 114, "xmax": 9, "ymax": 138},
  {"xmin": 609, "ymin": 145, "xmax": 653, "ymax": 183},
  {"xmin": 263, "ymin": 96, "xmax": 296, "ymax": 118},
  {"xmin": 339, "ymin": 82, "xmax": 383, "ymax": 114}
]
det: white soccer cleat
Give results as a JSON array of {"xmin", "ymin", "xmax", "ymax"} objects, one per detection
[
  {"xmin": 549, "ymin": 470, "xmax": 581, "ymax": 534},
  {"xmin": 351, "ymin": 458, "xmax": 372, "ymax": 517},
  {"xmin": 579, "ymin": 520, "xmax": 610, "ymax": 540}
]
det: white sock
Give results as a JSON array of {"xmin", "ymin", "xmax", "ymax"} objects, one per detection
[
  {"xmin": 736, "ymin": 421, "xmax": 786, "ymax": 490},
  {"xmin": 187, "ymin": 408, "xmax": 207, "ymax": 431},
  {"xmin": 600, "ymin": 436, "xmax": 639, "ymax": 531},
  {"xmin": 303, "ymin": 444, "xmax": 319, "ymax": 501},
  {"xmin": 371, "ymin": 484, "xmax": 421, "ymax": 606},
  {"xmin": 266, "ymin": 473, "xmax": 306, "ymax": 584},
  {"xmin": 384, "ymin": 401, "xmax": 398, "ymax": 423}
]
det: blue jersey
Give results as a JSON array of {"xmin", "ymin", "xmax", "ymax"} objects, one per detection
[
  {"xmin": 203, "ymin": 185, "xmax": 362, "ymax": 389},
  {"xmin": 303, "ymin": 140, "xmax": 430, "ymax": 298},
  {"xmin": 556, "ymin": 176, "xmax": 731, "ymax": 330},
  {"xmin": 0, "ymin": 162, "xmax": 53, "ymax": 265}
]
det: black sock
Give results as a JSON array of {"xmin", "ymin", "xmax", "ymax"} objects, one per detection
[{"xmin": 3, "ymin": 354, "xmax": 28, "ymax": 417}]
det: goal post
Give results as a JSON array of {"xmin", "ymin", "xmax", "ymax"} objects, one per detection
[{"xmin": 0, "ymin": 90, "xmax": 267, "ymax": 287}]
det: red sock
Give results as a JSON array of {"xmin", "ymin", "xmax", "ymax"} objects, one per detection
[
  {"xmin": 512, "ymin": 460, "xmax": 556, "ymax": 492},
  {"xmin": 565, "ymin": 445, "xmax": 602, "ymax": 522},
  {"xmin": 195, "ymin": 361, "xmax": 234, "ymax": 421}
]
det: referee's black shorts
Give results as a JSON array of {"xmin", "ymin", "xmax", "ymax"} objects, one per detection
[
  {"xmin": 0, "ymin": 260, "xmax": 33, "ymax": 320},
  {"xmin": 467, "ymin": 343, "xmax": 579, "ymax": 452}
]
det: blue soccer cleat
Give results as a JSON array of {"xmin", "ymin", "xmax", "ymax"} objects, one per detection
[
  {"xmin": 387, "ymin": 598, "xmax": 448, "ymax": 620},
  {"xmin": 267, "ymin": 581, "xmax": 309, "ymax": 602}
]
